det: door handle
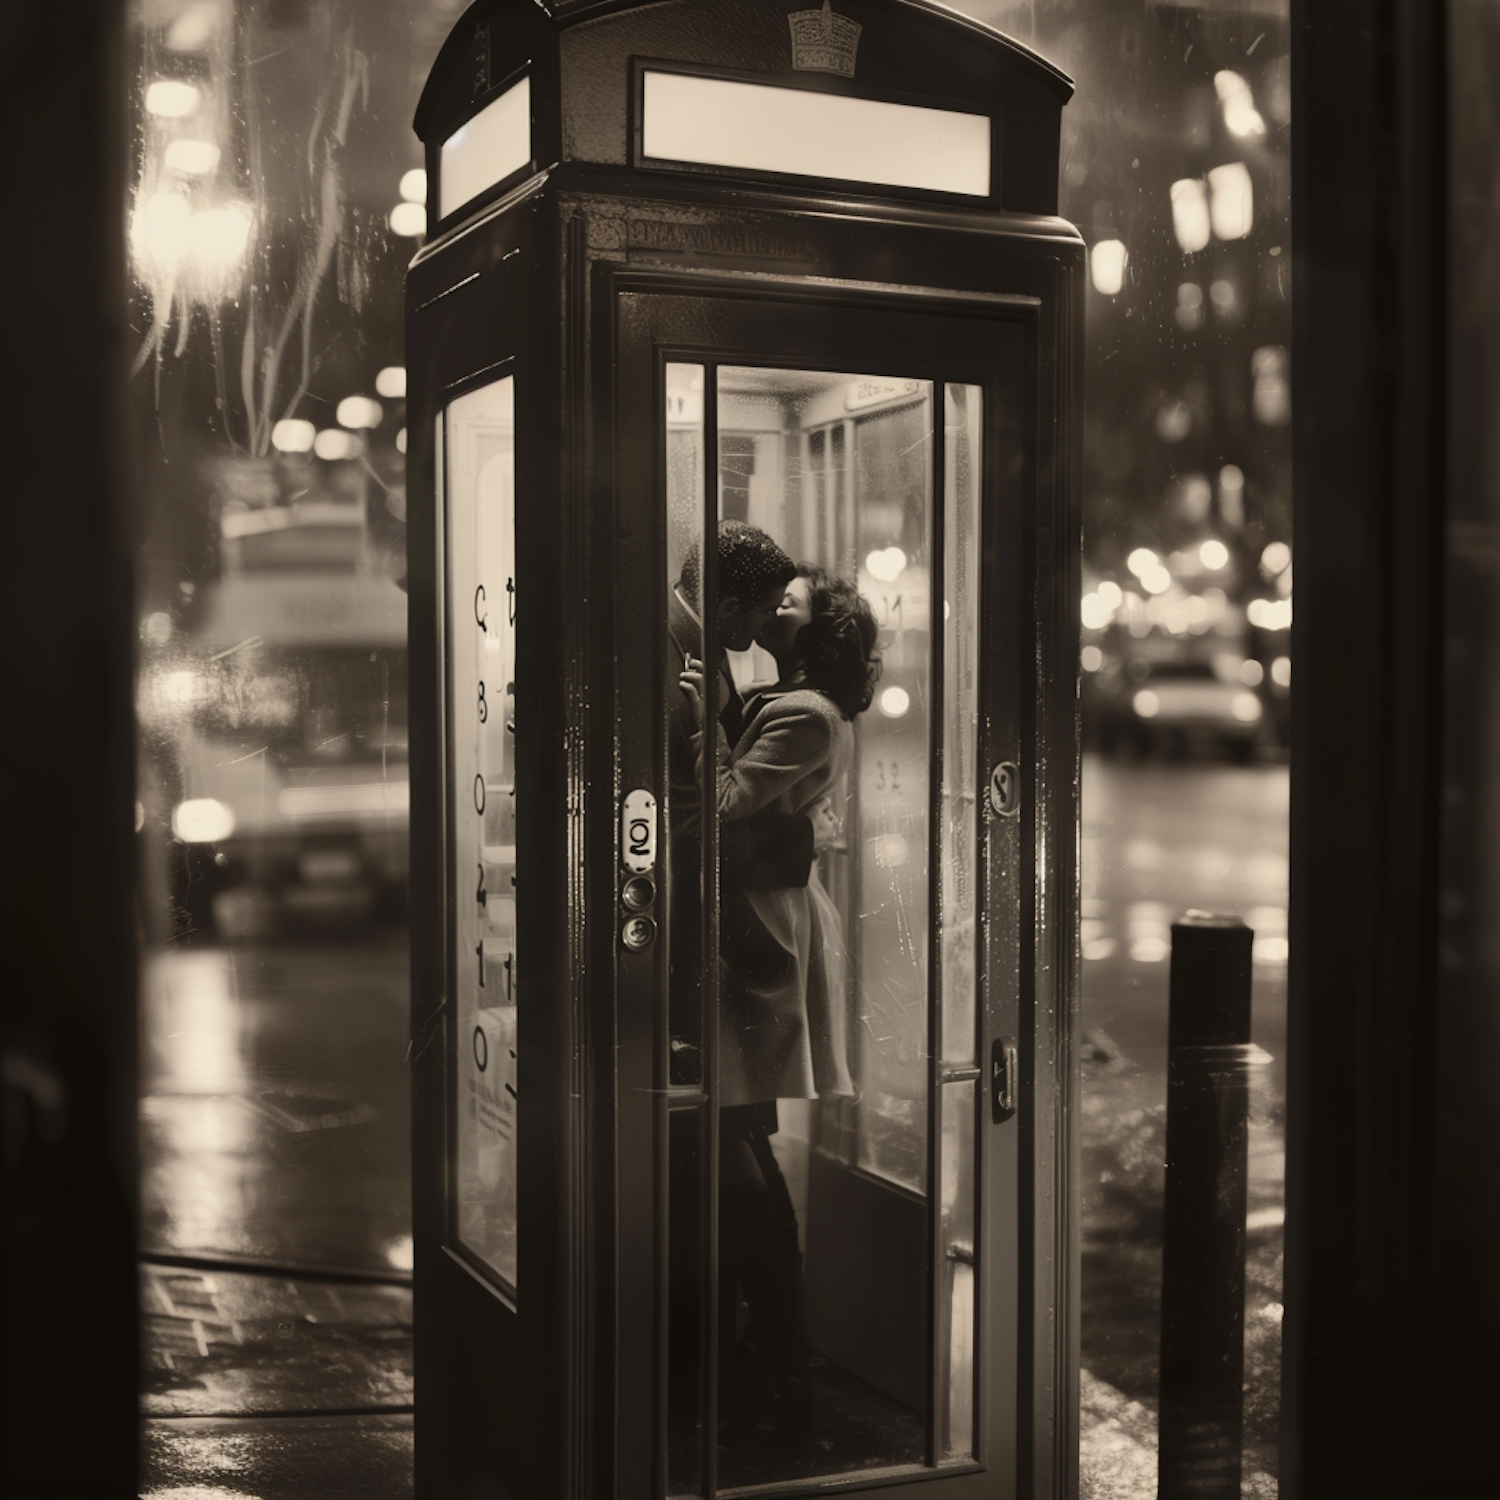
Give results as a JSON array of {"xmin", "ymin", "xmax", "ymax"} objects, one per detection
[{"xmin": 992, "ymin": 1036, "xmax": 1018, "ymax": 1122}]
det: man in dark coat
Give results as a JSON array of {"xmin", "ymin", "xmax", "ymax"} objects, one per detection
[
  {"xmin": 665, "ymin": 519, "xmax": 798, "ymax": 1084},
  {"xmin": 666, "ymin": 519, "xmax": 826, "ymax": 1449}
]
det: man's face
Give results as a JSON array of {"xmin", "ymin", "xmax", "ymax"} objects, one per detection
[{"xmin": 718, "ymin": 586, "xmax": 786, "ymax": 653}]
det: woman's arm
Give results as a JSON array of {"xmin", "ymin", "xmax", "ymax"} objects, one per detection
[{"xmin": 694, "ymin": 700, "xmax": 834, "ymax": 822}]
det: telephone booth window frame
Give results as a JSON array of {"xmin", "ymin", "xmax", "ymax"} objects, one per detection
[{"xmin": 439, "ymin": 365, "xmax": 523, "ymax": 1302}]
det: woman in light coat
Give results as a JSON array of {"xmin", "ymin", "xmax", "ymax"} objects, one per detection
[{"xmin": 681, "ymin": 565, "xmax": 880, "ymax": 1449}]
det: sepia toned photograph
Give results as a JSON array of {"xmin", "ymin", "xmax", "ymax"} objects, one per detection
[{"xmin": 3, "ymin": 3, "xmax": 1497, "ymax": 1498}]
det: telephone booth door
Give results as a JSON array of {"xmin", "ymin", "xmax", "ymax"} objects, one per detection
[{"xmin": 608, "ymin": 281, "xmax": 1045, "ymax": 1498}]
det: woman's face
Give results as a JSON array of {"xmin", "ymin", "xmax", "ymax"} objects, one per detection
[{"xmin": 758, "ymin": 574, "xmax": 813, "ymax": 660}]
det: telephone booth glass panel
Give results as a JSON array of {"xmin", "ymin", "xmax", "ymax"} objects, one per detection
[
  {"xmin": 658, "ymin": 354, "xmax": 992, "ymax": 1491},
  {"xmin": 445, "ymin": 376, "xmax": 519, "ymax": 1293}
]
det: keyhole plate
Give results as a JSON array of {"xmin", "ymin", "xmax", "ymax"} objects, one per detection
[{"xmin": 989, "ymin": 761, "xmax": 1021, "ymax": 817}]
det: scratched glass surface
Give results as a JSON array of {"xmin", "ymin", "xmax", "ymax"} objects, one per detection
[
  {"xmin": 715, "ymin": 367, "xmax": 935, "ymax": 1198},
  {"xmin": 128, "ymin": 0, "xmax": 1292, "ymax": 1484},
  {"xmin": 129, "ymin": 0, "xmax": 465, "ymax": 1281}
]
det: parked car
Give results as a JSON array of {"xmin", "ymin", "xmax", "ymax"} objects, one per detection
[{"xmin": 1093, "ymin": 652, "xmax": 1267, "ymax": 763}]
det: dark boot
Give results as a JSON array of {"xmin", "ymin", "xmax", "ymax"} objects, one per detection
[{"xmin": 725, "ymin": 1217, "xmax": 813, "ymax": 1450}]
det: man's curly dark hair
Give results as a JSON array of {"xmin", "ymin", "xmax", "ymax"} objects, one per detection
[
  {"xmin": 678, "ymin": 519, "xmax": 795, "ymax": 610},
  {"xmin": 795, "ymin": 566, "xmax": 881, "ymax": 720}
]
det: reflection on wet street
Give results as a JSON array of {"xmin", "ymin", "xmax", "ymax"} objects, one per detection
[
  {"xmin": 139, "ymin": 931, "xmax": 415, "ymax": 1499},
  {"xmin": 140, "ymin": 935, "xmax": 412, "ymax": 1276},
  {"xmin": 1079, "ymin": 753, "xmax": 1288, "ymax": 1496}
]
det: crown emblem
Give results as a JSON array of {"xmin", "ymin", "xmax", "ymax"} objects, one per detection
[{"xmin": 788, "ymin": 1, "xmax": 861, "ymax": 78}]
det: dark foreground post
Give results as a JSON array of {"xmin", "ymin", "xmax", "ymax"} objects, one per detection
[{"xmin": 1158, "ymin": 912, "xmax": 1254, "ymax": 1500}]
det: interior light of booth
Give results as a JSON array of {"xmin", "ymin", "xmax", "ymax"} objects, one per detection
[
  {"xmin": 1171, "ymin": 177, "xmax": 1212, "ymax": 253},
  {"xmin": 1199, "ymin": 539, "xmax": 1229, "ymax": 570},
  {"xmin": 1126, "ymin": 547, "xmax": 1160, "ymax": 579},
  {"xmin": 641, "ymin": 70, "xmax": 991, "ymax": 197},
  {"xmin": 1208, "ymin": 162, "xmax": 1254, "ymax": 240},
  {"xmin": 395, "ymin": 428, "xmax": 407, "ymax": 455},
  {"xmin": 1132, "ymin": 690, "xmax": 1160, "ymax": 719},
  {"xmin": 1090, "ymin": 238, "xmax": 1128, "ymax": 295},
  {"xmin": 1140, "ymin": 565, "xmax": 1173, "ymax": 596},
  {"xmin": 866, "ymin": 545, "xmax": 908, "ymax": 582},
  {"xmin": 1098, "ymin": 580, "xmax": 1124, "ymax": 609},
  {"xmin": 173, "ymin": 797, "xmax": 235, "ymax": 843},
  {"xmin": 439, "ymin": 73, "xmax": 531, "ymax": 221},
  {"xmin": 1240, "ymin": 659, "xmax": 1265, "ymax": 686},
  {"xmin": 1081, "ymin": 644, "xmax": 1104, "ymax": 673},
  {"xmin": 337, "ymin": 395, "xmax": 384, "ymax": 430},
  {"xmin": 145, "ymin": 79, "xmax": 202, "ymax": 118},
  {"xmin": 376, "ymin": 366, "xmax": 406, "ymax": 399},
  {"xmin": 879, "ymin": 685, "xmax": 911, "ymax": 718},
  {"xmin": 1214, "ymin": 70, "xmax": 1267, "ymax": 138},
  {"xmin": 270, "ymin": 418, "xmax": 316, "ymax": 453},
  {"xmin": 388, "ymin": 201, "xmax": 426, "ymax": 238},
  {"xmin": 1271, "ymin": 656, "xmax": 1292, "ymax": 687},
  {"xmin": 1231, "ymin": 691, "xmax": 1264, "ymax": 723},
  {"xmin": 164, "ymin": 138, "xmax": 221, "ymax": 176},
  {"xmin": 399, "ymin": 168, "xmax": 427, "ymax": 204}
]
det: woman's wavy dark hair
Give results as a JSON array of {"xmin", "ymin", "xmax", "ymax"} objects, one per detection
[{"xmin": 795, "ymin": 566, "xmax": 882, "ymax": 720}]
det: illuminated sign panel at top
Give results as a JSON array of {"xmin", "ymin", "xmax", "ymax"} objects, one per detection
[
  {"xmin": 641, "ymin": 71, "xmax": 991, "ymax": 198},
  {"xmin": 440, "ymin": 74, "xmax": 532, "ymax": 222}
]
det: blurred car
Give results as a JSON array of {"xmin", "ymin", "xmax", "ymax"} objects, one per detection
[
  {"xmin": 1093, "ymin": 652, "xmax": 1267, "ymax": 763},
  {"xmin": 144, "ymin": 567, "xmax": 409, "ymax": 938}
]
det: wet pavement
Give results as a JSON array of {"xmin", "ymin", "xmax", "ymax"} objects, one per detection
[
  {"xmin": 1077, "ymin": 757, "xmax": 1287, "ymax": 1495},
  {"xmin": 139, "ymin": 937, "xmax": 412, "ymax": 1277},
  {"xmin": 139, "ymin": 933, "xmax": 415, "ymax": 1497},
  {"xmin": 137, "ymin": 756, "xmax": 1289, "ymax": 1497}
]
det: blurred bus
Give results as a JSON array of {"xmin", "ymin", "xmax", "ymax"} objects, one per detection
[{"xmin": 143, "ymin": 505, "xmax": 408, "ymax": 939}]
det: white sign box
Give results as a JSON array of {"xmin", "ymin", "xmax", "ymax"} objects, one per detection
[
  {"xmin": 440, "ymin": 74, "xmax": 532, "ymax": 222},
  {"xmin": 641, "ymin": 71, "xmax": 991, "ymax": 198}
]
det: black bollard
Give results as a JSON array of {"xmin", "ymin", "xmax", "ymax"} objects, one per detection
[{"xmin": 1157, "ymin": 912, "xmax": 1254, "ymax": 1500}]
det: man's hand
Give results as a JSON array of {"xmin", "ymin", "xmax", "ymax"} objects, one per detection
[{"xmin": 678, "ymin": 656, "xmax": 726, "ymax": 731}]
